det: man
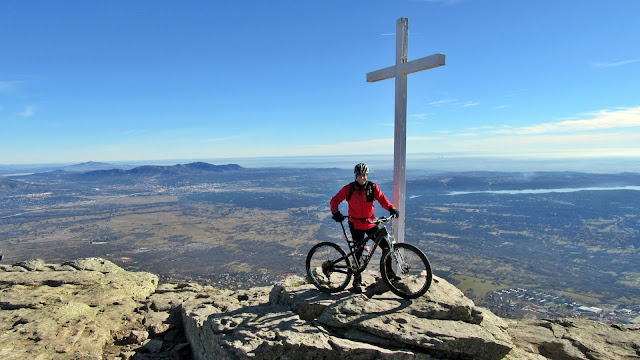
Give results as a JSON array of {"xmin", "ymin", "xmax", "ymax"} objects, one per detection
[{"xmin": 330, "ymin": 163, "xmax": 399, "ymax": 293}]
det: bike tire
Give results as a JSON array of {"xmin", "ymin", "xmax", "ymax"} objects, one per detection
[
  {"xmin": 306, "ymin": 242, "xmax": 352, "ymax": 293},
  {"xmin": 380, "ymin": 243, "xmax": 432, "ymax": 299}
]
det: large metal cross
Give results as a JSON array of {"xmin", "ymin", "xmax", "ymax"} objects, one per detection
[{"xmin": 367, "ymin": 18, "xmax": 445, "ymax": 244}]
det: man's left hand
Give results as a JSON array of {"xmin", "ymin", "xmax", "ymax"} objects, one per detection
[{"xmin": 389, "ymin": 208, "xmax": 400, "ymax": 218}]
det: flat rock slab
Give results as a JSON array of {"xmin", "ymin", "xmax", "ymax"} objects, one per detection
[
  {"xmin": 182, "ymin": 272, "xmax": 640, "ymax": 360},
  {"xmin": 183, "ymin": 273, "xmax": 514, "ymax": 360},
  {"xmin": 0, "ymin": 258, "xmax": 158, "ymax": 360},
  {"xmin": 507, "ymin": 318, "xmax": 640, "ymax": 360}
]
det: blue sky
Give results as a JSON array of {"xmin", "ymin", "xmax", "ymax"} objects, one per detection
[{"xmin": 1, "ymin": 0, "xmax": 639, "ymax": 166}]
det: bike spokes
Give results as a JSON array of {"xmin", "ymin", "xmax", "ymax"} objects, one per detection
[
  {"xmin": 381, "ymin": 243, "xmax": 432, "ymax": 299},
  {"xmin": 306, "ymin": 242, "xmax": 352, "ymax": 293}
]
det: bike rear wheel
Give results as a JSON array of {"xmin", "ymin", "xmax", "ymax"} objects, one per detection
[
  {"xmin": 380, "ymin": 243, "xmax": 432, "ymax": 299},
  {"xmin": 306, "ymin": 242, "xmax": 352, "ymax": 293}
]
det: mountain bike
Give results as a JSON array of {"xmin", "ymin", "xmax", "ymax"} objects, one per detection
[{"xmin": 306, "ymin": 215, "xmax": 432, "ymax": 299}]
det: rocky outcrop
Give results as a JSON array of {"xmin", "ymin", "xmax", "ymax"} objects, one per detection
[
  {"xmin": 506, "ymin": 318, "xmax": 640, "ymax": 360},
  {"xmin": 0, "ymin": 258, "xmax": 191, "ymax": 360},
  {"xmin": 181, "ymin": 271, "xmax": 640, "ymax": 360},
  {"xmin": 2, "ymin": 258, "xmax": 639, "ymax": 360},
  {"xmin": 181, "ymin": 272, "xmax": 516, "ymax": 359}
]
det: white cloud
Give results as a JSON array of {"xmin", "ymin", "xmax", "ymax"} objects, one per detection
[
  {"xmin": 18, "ymin": 105, "xmax": 35, "ymax": 118},
  {"xmin": 502, "ymin": 90, "xmax": 526, "ymax": 98},
  {"xmin": 492, "ymin": 107, "xmax": 640, "ymax": 135},
  {"xmin": 234, "ymin": 105, "xmax": 639, "ymax": 161},
  {"xmin": 448, "ymin": 131, "xmax": 640, "ymax": 158},
  {"xmin": 92, "ymin": 107, "xmax": 640, "ymax": 162},
  {"xmin": 428, "ymin": 99, "xmax": 457, "ymax": 106},
  {"xmin": 120, "ymin": 129, "xmax": 151, "ymax": 137},
  {"xmin": 423, "ymin": 99, "xmax": 479, "ymax": 109},
  {"xmin": 468, "ymin": 125, "xmax": 497, "ymax": 131},
  {"xmin": 0, "ymin": 81, "xmax": 17, "ymax": 93},
  {"xmin": 199, "ymin": 134, "xmax": 244, "ymax": 144},
  {"xmin": 414, "ymin": 0, "xmax": 465, "ymax": 5},
  {"xmin": 298, "ymin": 138, "xmax": 394, "ymax": 156},
  {"xmin": 590, "ymin": 59, "xmax": 640, "ymax": 68},
  {"xmin": 408, "ymin": 136, "xmax": 440, "ymax": 141},
  {"xmin": 399, "ymin": 107, "xmax": 640, "ymax": 159}
]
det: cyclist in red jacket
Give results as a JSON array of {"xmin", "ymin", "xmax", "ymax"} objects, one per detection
[{"xmin": 330, "ymin": 163, "xmax": 399, "ymax": 293}]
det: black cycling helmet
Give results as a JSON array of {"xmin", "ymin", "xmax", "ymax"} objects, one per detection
[{"xmin": 354, "ymin": 163, "xmax": 369, "ymax": 175}]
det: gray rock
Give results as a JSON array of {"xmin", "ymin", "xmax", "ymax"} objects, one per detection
[
  {"xmin": 127, "ymin": 330, "xmax": 149, "ymax": 344},
  {"xmin": 170, "ymin": 342, "xmax": 192, "ymax": 360},
  {"xmin": 62, "ymin": 257, "xmax": 124, "ymax": 273},
  {"xmin": 2, "ymin": 260, "xmax": 637, "ymax": 360},
  {"xmin": 142, "ymin": 338, "xmax": 164, "ymax": 353},
  {"xmin": 14, "ymin": 258, "xmax": 47, "ymax": 271},
  {"xmin": 0, "ymin": 258, "xmax": 158, "ymax": 360},
  {"xmin": 507, "ymin": 318, "xmax": 640, "ymax": 359},
  {"xmin": 183, "ymin": 271, "xmax": 640, "ymax": 360},
  {"xmin": 119, "ymin": 351, "xmax": 136, "ymax": 360},
  {"xmin": 144, "ymin": 310, "xmax": 171, "ymax": 335}
]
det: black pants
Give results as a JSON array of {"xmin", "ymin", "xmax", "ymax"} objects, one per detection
[
  {"xmin": 348, "ymin": 222, "xmax": 394, "ymax": 277},
  {"xmin": 348, "ymin": 222, "xmax": 381, "ymax": 262}
]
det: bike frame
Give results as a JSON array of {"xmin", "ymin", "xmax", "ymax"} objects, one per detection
[
  {"xmin": 307, "ymin": 214, "xmax": 432, "ymax": 298},
  {"xmin": 338, "ymin": 216, "xmax": 396, "ymax": 274}
]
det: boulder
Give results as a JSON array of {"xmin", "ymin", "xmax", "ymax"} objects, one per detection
[
  {"xmin": 182, "ymin": 272, "xmax": 640, "ymax": 360},
  {"xmin": 0, "ymin": 258, "xmax": 158, "ymax": 360},
  {"xmin": 507, "ymin": 318, "xmax": 640, "ymax": 359},
  {"xmin": 183, "ymin": 273, "xmax": 507, "ymax": 359}
]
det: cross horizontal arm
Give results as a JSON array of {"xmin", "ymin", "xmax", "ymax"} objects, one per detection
[{"xmin": 366, "ymin": 53, "xmax": 446, "ymax": 83}]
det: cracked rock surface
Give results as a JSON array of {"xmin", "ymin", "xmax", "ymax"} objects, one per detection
[
  {"xmin": 2, "ymin": 258, "xmax": 638, "ymax": 360},
  {"xmin": 182, "ymin": 271, "xmax": 640, "ymax": 360},
  {"xmin": 0, "ymin": 258, "xmax": 192, "ymax": 360}
]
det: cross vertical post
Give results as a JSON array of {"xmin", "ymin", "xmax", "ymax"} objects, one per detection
[
  {"xmin": 394, "ymin": 18, "xmax": 409, "ymax": 247},
  {"xmin": 366, "ymin": 18, "xmax": 445, "ymax": 244}
]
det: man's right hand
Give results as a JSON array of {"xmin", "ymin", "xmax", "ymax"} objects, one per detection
[{"xmin": 332, "ymin": 211, "xmax": 345, "ymax": 222}]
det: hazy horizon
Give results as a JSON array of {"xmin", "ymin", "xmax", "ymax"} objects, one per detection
[{"xmin": 2, "ymin": 154, "xmax": 640, "ymax": 175}]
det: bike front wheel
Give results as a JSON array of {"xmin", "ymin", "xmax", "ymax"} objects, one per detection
[
  {"xmin": 306, "ymin": 242, "xmax": 352, "ymax": 293},
  {"xmin": 380, "ymin": 243, "xmax": 432, "ymax": 299}
]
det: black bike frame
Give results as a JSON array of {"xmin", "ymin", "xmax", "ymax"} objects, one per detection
[{"xmin": 339, "ymin": 220, "xmax": 389, "ymax": 272}]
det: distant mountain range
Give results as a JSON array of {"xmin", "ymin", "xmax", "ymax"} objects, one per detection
[
  {"xmin": 60, "ymin": 161, "xmax": 125, "ymax": 173},
  {"xmin": 72, "ymin": 162, "xmax": 245, "ymax": 186},
  {"xmin": 4, "ymin": 160, "xmax": 638, "ymax": 192},
  {"xmin": 0, "ymin": 161, "xmax": 130, "ymax": 176},
  {"xmin": 0, "ymin": 177, "xmax": 43, "ymax": 192},
  {"xmin": 1, "ymin": 162, "xmax": 244, "ymax": 187},
  {"xmin": 79, "ymin": 162, "xmax": 243, "ymax": 177}
]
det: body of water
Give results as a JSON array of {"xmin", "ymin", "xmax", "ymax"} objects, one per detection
[
  {"xmin": 1, "ymin": 173, "xmax": 35, "ymax": 177},
  {"xmin": 448, "ymin": 186, "xmax": 640, "ymax": 195}
]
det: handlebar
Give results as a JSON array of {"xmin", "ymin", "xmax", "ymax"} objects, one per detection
[
  {"xmin": 370, "ymin": 215, "xmax": 397, "ymax": 224},
  {"xmin": 344, "ymin": 215, "xmax": 397, "ymax": 224}
]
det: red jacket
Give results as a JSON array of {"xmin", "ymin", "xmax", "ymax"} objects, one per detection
[{"xmin": 330, "ymin": 181, "xmax": 394, "ymax": 230}]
